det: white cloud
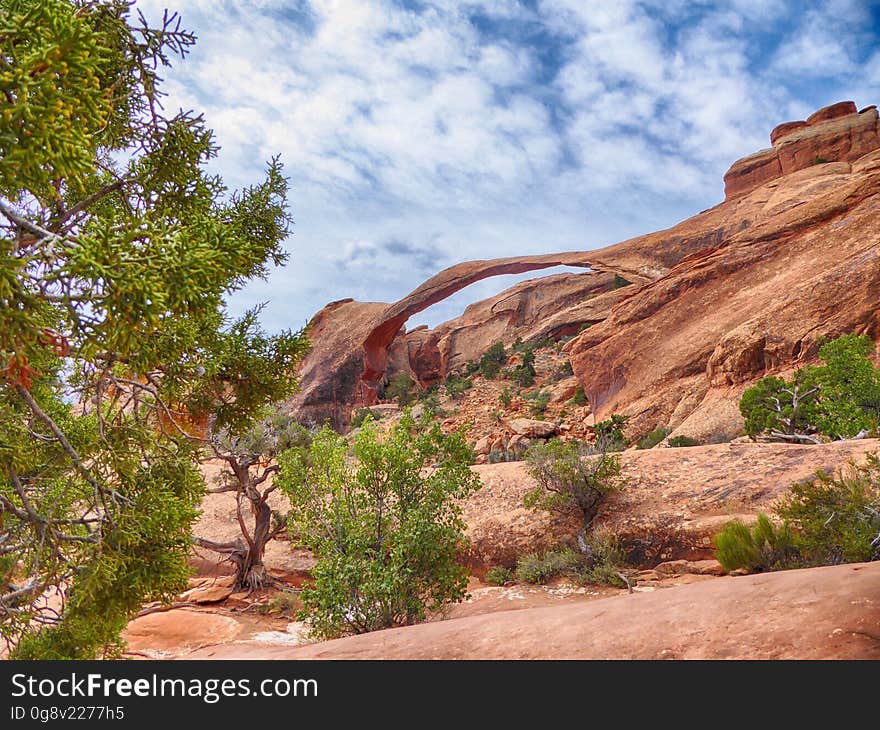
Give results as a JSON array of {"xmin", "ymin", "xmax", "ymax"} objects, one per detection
[{"xmin": 131, "ymin": 0, "xmax": 879, "ymax": 330}]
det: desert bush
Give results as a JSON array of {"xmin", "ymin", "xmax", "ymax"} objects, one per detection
[
  {"xmin": 385, "ymin": 372, "xmax": 417, "ymax": 407},
  {"xmin": 516, "ymin": 547, "xmax": 585, "ymax": 584},
  {"xmin": 777, "ymin": 455, "xmax": 880, "ymax": 565},
  {"xmin": 524, "ymin": 439, "xmax": 624, "ymax": 538},
  {"xmin": 515, "ymin": 537, "xmax": 627, "ymax": 587},
  {"xmin": 279, "ymin": 411, "xmax": 480, "ymax": 639},
  {"xmin": 499, "ymin": 388, "xmax": 513, "ymax": 408},
  {"xmin": 714, "ymin": 514, "xmax": 796, "ymax": 572},
  {"xmin": 488, "ymin": 448, "xmax": 520, "ymax": 463},
  {"xmin": 568, "ymin": 386, "xmax": 587, "ymax": 407},
  {"xmin": 350, "ymin": 407, "xmax": 380, "ymax": 429},
  {"xmin": 636, "ymin": 427, "xmax": 670, "ymax": 449},
  {"xmin": 257, "ymin": 590, "xmax": 304, "ymax": 617},
  {"xmin": 445, "ymin": 373, "xmax": 474, "ymax": 399},
  {"xmin": 594, "ymin": 414, "xmax": 629, "ymax": 451},
  {"xmin": 668, "ymin": 435, "xmax": 700, "ymax": 448},
  {"xmin": 479, "ymin": 343, "xmax": 508, "ymax": 379},
  {"xmin": 526, "ymin": 390, "xmax": 551, "ymax": 416},
  {"xmin": 612, "ymin": 274, "xmax": 632, "ymax": 289},
  {"xmin": 509, "ymin": 349, "xmax": 536, "ymax": 388},
  {"xmin": 485, "ymin": 567, "xmax": 514, "ymax": 586},
  {"xmin": 553, "ymin": 359, "xmax": 574, "ymax": 381},
  {"xmin": 706, "ymin": 430, "xmax": 738, "ymax": 444}
]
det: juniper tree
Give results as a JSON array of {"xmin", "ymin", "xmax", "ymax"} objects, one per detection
[{"xmin": 0, "ymin": 0, "xmax": 305, "ymax": 657}]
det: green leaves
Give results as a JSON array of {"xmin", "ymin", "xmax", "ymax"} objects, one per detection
[
  {"xmin": 277, "ymin": 411, "xmax": 481, "ymax": 639},
  {"xmin": 739, "ymin": 333, "xmax": 880, "ymax": 440},
  {"xmin": 524, "ymin": 438, "xmax": 624, "ymax": 529},
  {"xmin": 1, "ymin": 0, "xmax": 305, "ymax": 656}
]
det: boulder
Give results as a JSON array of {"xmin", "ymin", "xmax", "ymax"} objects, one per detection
[
  {"xmin": 473, "ymin": 435, "xmax": 492, "ymax": 456},
  {"xmin": 505, "ymin": 418, "xmax": 557, "ymax": 438}
]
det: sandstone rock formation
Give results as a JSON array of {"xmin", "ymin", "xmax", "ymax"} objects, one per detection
[
  {"xmin": 290, "ymin": 101, "xmax": 880, "ymax": 433},
  {"xmin": 192, "ymin": 562, "xmax": 880, "ymax": 659},
  {"xmin": 724, "ymin": 101, "xmax": 879, "ymax": 199}
]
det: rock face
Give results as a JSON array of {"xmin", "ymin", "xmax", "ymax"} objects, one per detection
[
  {"xmin": 724, "ymin": 101, "xmax": 879, "ymax": 199},
  {"xmin": 215, "ymin": 562, "xmax": 880, "ymax": 659},
  {"xmin": 568, "ymin": 147, "xmax": 880, "ymax": 438},
  {"xmin": 290, "ymin": 101, "xmax": 880, "ymax": 432}
]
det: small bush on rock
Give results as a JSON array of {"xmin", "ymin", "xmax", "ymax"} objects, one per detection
[
  {"xmin": 485, "ymin": 567, "xmax": 514, "ymax": 586},
  {"xmin": 714, "ymin": 514, "xmax": 796, "ymax": 572},
  {"xmin": 636, "ymin": 427, "xmax": 670, "ymax": 450},
  {"xmin": 594, "ymin": 414, "xmax": 629, "ymax": 452},
  {"xmin": 568, "ymin": 386, "xmax": 587, "ymax": 407},
  {"xmin": 668, "ymin": 435, "xmax": 700, "ymax": 448},
  {"xmin": 778, "ymin": 455, "xmax": 880, "ymax": 565},
  {"xmin": 385, "ymin": 372, "xmax": 417, "ymax": 407},
  {"xmin": 479, "ymin": 343, "xmax": 508, "ymax": 379}
]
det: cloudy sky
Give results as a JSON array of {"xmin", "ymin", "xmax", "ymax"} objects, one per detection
[{"xmin": 138, "ymin": 0, "xmax": 880, "ymax": 331}]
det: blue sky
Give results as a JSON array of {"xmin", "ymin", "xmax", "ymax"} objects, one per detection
[{"xmin": 138, "ymin": 0, "xmax": 880, "ymax": 331}]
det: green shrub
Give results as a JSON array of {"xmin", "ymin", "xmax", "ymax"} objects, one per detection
[
  {"xmin": 568, "ymin": 386, "xmax": 587, "ymax": 407},
  {"xmin": 278, "ymin": 412, "xmax": 480, "ymax": 639},
  {"xmin": 636, "ymin": 426, "xmax": 670, "ymax": 449},
  {"xmin": 516, "ymin": 547, "xmax": 585, "ymax": 584},
  {"xmin": 612, "ymin": 273, "xmax": 632, "ymax": 289},
  {"xmin": 667, "ymin": 435, "xmax": 700, "ymax": 448},
  {"xmin": 499, "ymin": 388, "xmax": 513, "ymax": 408},
  {"xmin": 594, "ymin": 414, "xmax": 629, "ymax": 452},
  {"xmin": 526, "ymin": 390, "xmax": 551, "ymax": 416},
  {"xmin": 515, "ymin": 539, "xmax": 627, "ymax": 587},
  {"xmin": 739, "ymin": 333, "xmax": 880, "ymax": 441},
  {"xmin": 581, "ymin": 534, "xmax": 629, "ymax": 588},
  {"xmin": 350, "ymin": 408, "xmax": 380, "ymax": 429},
  {"xmin": 489, "ymin": 411, "xmax": 502, "ymax": 423},
  {"xmin": 488, "ymin": 448, "xmax": 519, "ymax": 463},
  {"xmin": 385, "ymin": 372, "xmax": 416, "ymax": 407},
  {"xmin": 479, "ymin": 343, "xmax": 508, "ymax": 379},
  {"xmin": 714, "ymin": 514, "xmax": 796, "ymax": 572},
  {"xmin": 778, "ymin": 455, "xmax": 880, "ymax": 565},
  {"xmin": 524, "ymin": 439, "xmax": 624, "ymax": 532},
  {"xmin": 553, "ymin": 359, "xmax": 574, "ymax": 381},
  {"xmin": 509, "ymin": 348, "xmax": 537, "ymax": 388},
  {"xmin": 257, "ymin": 590, "xmax": 304, "ymax": 616},
  {"xmin": 464, "ymin": 361, "xmax": 480, "ymax": 376},
  {"xmin": 485, "ymin": 567, "xmax": 514, "ymax": 586},
  {"xmin": 445, "ymin": 373, "xmax": 473, "ymax": 399}
]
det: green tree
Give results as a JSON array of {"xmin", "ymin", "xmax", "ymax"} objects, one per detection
[
  {"xmin": 524, "ymin": 439, "xmax": 624, "ymax": 552},
  {"xmin": 384, "ymin": 372, "xmax": 416, "ymax": 407},
  {"xmin": 278, "ymin": 412, "xmax": 481, "ymax": 639},
  {"xmin": 1, "ymin": 0, "xmax": 305, "ymax": 657},
  {"xmin": 739, "ymin": 334, "xmax": 879, "ymax": 442},
  {"xmin": 478, "ymin": 342, "xmax": 507, "ymax": 379},
  {"xmin": 739, "ymin": 373, "xmax": 821, "ymax": 441},
  {"xmin": 813, "ymin": 334, "xmax": 880, "ymax": 438}
]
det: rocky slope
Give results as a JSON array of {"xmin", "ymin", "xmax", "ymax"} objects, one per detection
[{"xmin": 290, "ymin": 100, "xmax": 880, "ymax": 435}]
